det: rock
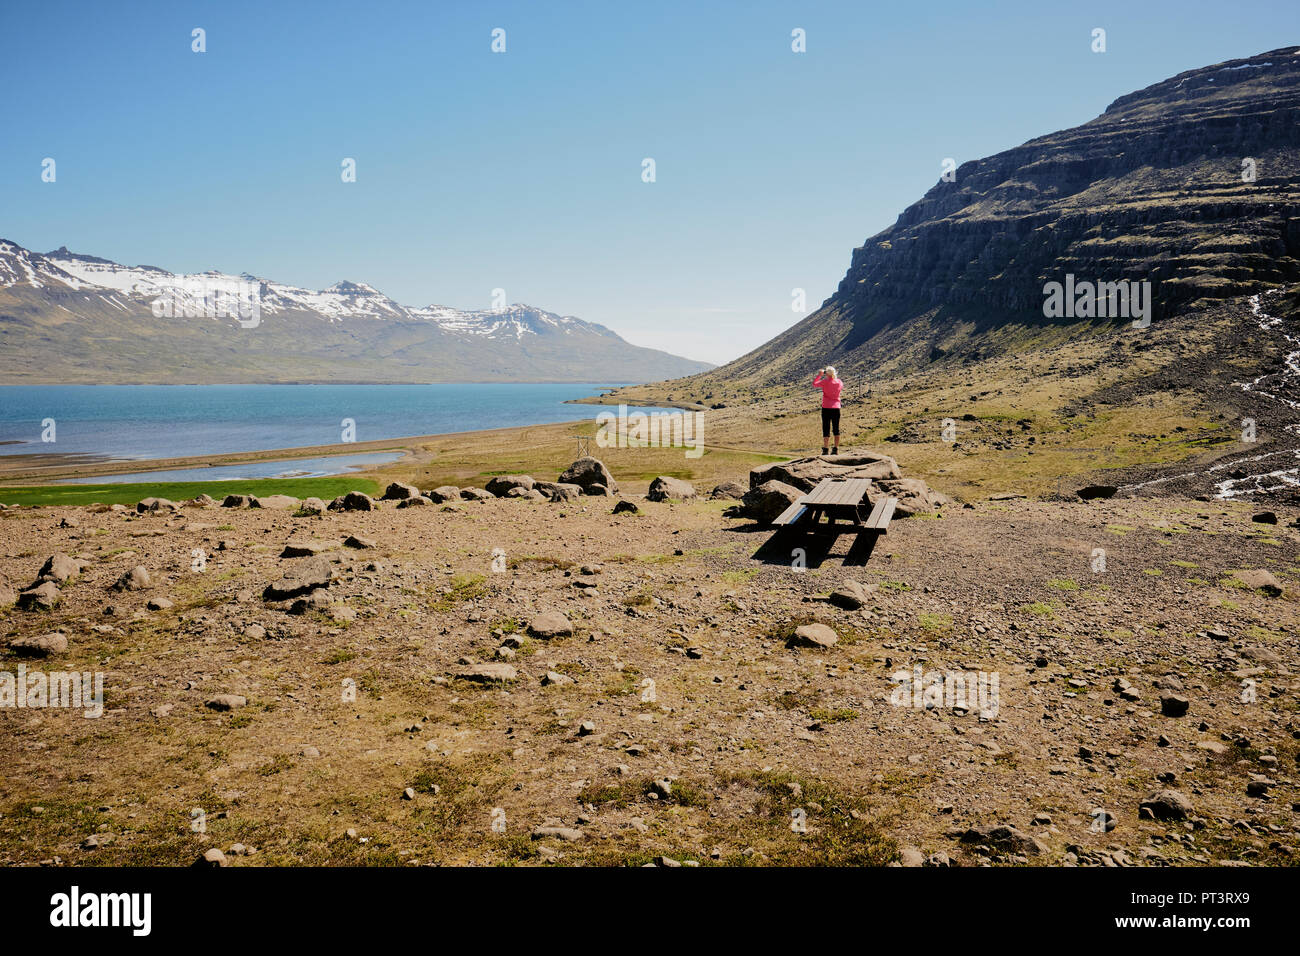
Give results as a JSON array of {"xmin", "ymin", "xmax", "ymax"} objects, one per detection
[
  {"xmin": 9, "ymin": 631, "xmax": 68, "ymax": 657},
  {"xmin": 577, "ymin": 720, "xmax": 596, "ymax": 736},
  {"xmin": 298, "ymin": 497, "xmax": 327, "ymax": 515},
  {"xmin": 194, "ymin": 848, "xmax": 228, "ymax": 867},
  {"xmin": 750, "ymin": 453, "xmax": 901, "ymax": 492},
  {"xmin": 263, "ymin": 556, "xmax": 332, "ymax": 601},
  {"xmin": 546, "ymin": 483, "xmax": 584, "ymax": 502},
  {"xmin": 290, "ymin": 590, "xmax": 333, "ymax": 614},
  {"xmin": 251, "ymin": 494, "xmax": 300, "ymax": 510},
  {"xmin": 221, "ymin": 494, "xmax": 252, "ymax": 508},
  {"xmin": 529, "ymin": 611, "xmax": 573, "ymax": 639},
  {"xmin": 959, "ymin": 825, "xmax": 1046, "ymax": 856},
  {"xmin": 397, "ymin": 495, "xmax": 430, "ymax": 508},
  {"xmin": 1139, "ymin": 790, "xmax": 1193, "ymax": 821},
  {"xmin": 243, "ymin": 624, "xmax": 267, "ymax": 639},
  {"xmin": 791, "ymin": 623, "xmax": 838, "ymax": 649},
  {"xmin": 37, "ymin": 552, "xmax": 82, "ymax": 584},
  {"xmin": 541, "ymin": 671, "xmax": 574, "ymax": 686},
  {"xmin": 829, "ymin": 580, "xmax": 875, "ymax": 610},
  {"xmin": 612, "ymin": 500, "xmax": 640, "ymax": 515},
  {"xmin": 329, "ymin": 491, "xmax": 377, "ymax": 512},
  {"xmin": 136, "ymin": 497, "xmax": 179, "ymax": 513},
  {"xmin": 584, "ymin": 483, "xmax": 611, "ymax": 496},
  {"xmin": 189, "ymin": 494, "xmax": 216, "ymax": 507},
  {"xmin": 381, "ymin": 482, "xmax": 421, "ymax": 501},
  {"xmin": 531, "ymin": 826, "xmax": 584, "ymax": 841},
  {"xmin": 459, "ymin": 488, "xmax": 495, "ymax": 502},
  {"xmin": 874, "ymin": 477, "xmax": 949, "ymax": 517},
  {"xmin": 281, "ymin": 538, "xmax": 341, "ymax": 558},
  {"xmin": 343, "ymin": 535, "xmax": 375, "ymax": 549},
  {"xmin": 647, "ymin": 476, "xmax": 696, "ymax": 501},
  {"xmin": 402, "ymin": 787, "xmax": 416, "ymax": 800},
  {"xmin": 426, "ymin": 486, "xmax": 461, "ymax": 503},
  {"xmin": 455, "ymin": 663, "xmax": 517, "ymax": 684},
  {"xmin": 1251, "ymin": 511, "xmax": 1278, "ymax": 524},
  {"xmin": 1077, "ymin": 485, "xmax": 1118, "ymax": 500},
  {"xmin": 18, "ymin": 582, "xmax": 60, "ymax": 611},
  {"xmin": 112, "ymin": 565, "xmax": 152, "ymax": 591},
  {"xmin": 741, "ymin": 480, "xmax": 803, "ymax": 523},
  {"xmin": 146, "ymin": 597, "xmax": 173, "ymax": 611},
  {"xmin": 899, "ymin": 846, "xmax": 925, "ymax": 867},
  {"xmin": 0, "ymin": 584, "xmax": 16, "ymax": 607},
  {"xmin": 486, "ymin": 475, "xmax": 536, "ymax": 497},
  {"xmin": 1233, "ymin": 569, "xmax": 1283, "ymax": 596},
  {"xmin": 558, "ymin": 456, "xmax": 619, "ymax": 494},
  {"xmin": 205, "ymin": 694, "xmax": 248, "ymax": 711},
  {"xmin": 1160, "ymin": 694, "xmax": 1190, "ymax": 718},
  {"xmin": 710, "ymin": 480, "xmax": 747, "ymax": 500}
]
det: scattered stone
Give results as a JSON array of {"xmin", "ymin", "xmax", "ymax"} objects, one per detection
[
  {"xmin": 343, "ymin": 535, "xmax": 376, "ymax": 549},
  {"xmin": 829, "ymin": 580, "xmax": 875, "ymax": 610},
  {"xmin": 529, "ymin": 611, "xmax": 573, "ymax": 639},
  {"xmin": 221, "ymin": 495, "xmax": 252, "ymax": 508},
  {"xmin": 790, "ymin": 622, "xmax": 838, "ymax": 649},
  {"xmin": 37, "ymin": 553, "xmax": 82, "ymax": 584},
  {"xmin": 1251, "ymin": 511, "xmax": 1277, "ymax": 524},
  {"xmin": 1160, "ymin": 694, "xmax": 1190, "ymax": 718},
  {"xmin": 1139, "ymin": 790, "xmax": 1193, "ymax": 821},
  {"xmin": 426, "ymin": 486, "xmax": 461, "ymax": 503},
  {"xmin": 647, "ymin": 476, "xmax": 696, "ymax": 501},
  {"xmin": 612, "ymin": 500, "xmax": 639, "ymax": 515},
  {"xmin": 709, "ymin": 480, "xmax": 746, "ymax": 500},
  {"xmin": 205, "ymin": 694, "xmax": 248, "ymax": 711},
  {"xmin": 455, "ymin": 663, "xmax": 517, "ymax": 684},
  {"xmin": 1077, "ymin": 485, "xmax": 1118, "ymax": 500},
  {"xmin": 486, "ymin": 475, "xmax": 537, "ymax": 497},
  {"xmin": 329, "ymin": 491, "xmax": 377, "ymax": 512},
  {"xmin": 136, "ymin": 497, "xmax": 179, "ymax": 514},
  {"xmin": 397, "ymin": 495, "xmax": 430, "ymax": 508},
  {"xmin": 298, "ymin": 497, "xmax": 327, "ymax": 515},
  {"xmin": 1232, "ymin": 569, "xmax": 1283, "ymax": 596},
  {"xmin": 146, "ymin": 597, "xmax": 173, "ymax": 611},
  {"xmin": 459, "ymin": 488, "xmax": 494, "ymax": 502},
  {"xmin": 959, "ymin": 824, "xmax": 1046, "ymax": 856},
  {"xmin": 281, "ymin": 538, "xmax": 341, "ymax": 558},
  {"xmin": 194, "ymin": 848, "xmax": 228, "ymax": 867},
  {"xmin": 381, "ymin": 482, "xmax": 421, "ymax": 501},
  {"xmin": 263, "ymin": 556, "xmax": 332, "ymax": 601},
  {"xmin": 18, "ymin": 582, "xmax": 60, "ymax": 611},
  {"xmin": 742, "ymin": 480, "xmax": 803, "ymax": 523},
  {"xmin": 9, "ymin": 631, "xmax": 68, "ymax": 657},
  {"xmin": 112, "ymin": 565, "xmax": 152, "ymax": 591},
  {"xmin": 531, "ymin": 826, "xmax": 584, "ymax": 841}
]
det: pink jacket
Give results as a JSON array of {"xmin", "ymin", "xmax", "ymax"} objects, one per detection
[{"xmin": 814, "ymin": 374, "xmax": 842, "ymax": 409}]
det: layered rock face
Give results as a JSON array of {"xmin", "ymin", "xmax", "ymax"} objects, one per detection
[{"xmin": 710, "ymin": 48, "xmax": 1300, "ymax": 386}]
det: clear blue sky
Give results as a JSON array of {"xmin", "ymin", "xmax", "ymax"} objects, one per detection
[{"xmin": 2, "ymin": 0, "xmax": 1295, "ymax": 364}]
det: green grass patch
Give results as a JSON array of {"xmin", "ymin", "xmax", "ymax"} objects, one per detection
[{"xmin": 0, "ymin": 477, "xmax": 380, "ymax": 507}]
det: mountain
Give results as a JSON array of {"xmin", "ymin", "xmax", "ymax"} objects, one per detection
[
  {"xmin": 692, "ymin": 47, "xmax": 1300, "ymax": 388},
  {"xmin": 0, "ymin": 241, "xmax": 712, "ymax": 384}
]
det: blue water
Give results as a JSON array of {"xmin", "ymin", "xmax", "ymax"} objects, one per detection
[{"xmin": 0, "ymin": 384, "xmax": 645, "ymax": 466}]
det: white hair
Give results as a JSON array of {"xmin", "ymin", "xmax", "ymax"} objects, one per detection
[{"xmin": 825, "ymin": 365, "xmax": 838, "ymax": 379}]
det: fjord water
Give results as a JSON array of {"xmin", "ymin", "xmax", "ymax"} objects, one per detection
[{"xmin": 0, "ymin": 383, "xmax": 641, "ymax": 464}]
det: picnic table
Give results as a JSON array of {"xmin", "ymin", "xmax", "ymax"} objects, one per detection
[{"xmin": 770, "ymin": 477, "xmax": 897, "ymax": 537}]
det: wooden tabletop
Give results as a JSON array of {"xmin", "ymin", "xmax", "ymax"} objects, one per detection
[{"xmin": 802, "ymin": 477, "xmax": 871, "ymax": 507}]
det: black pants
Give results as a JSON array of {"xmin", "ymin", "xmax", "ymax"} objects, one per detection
[{"xmin": 821, "ymin": 407, "xmax": 840, "ymax": 439}]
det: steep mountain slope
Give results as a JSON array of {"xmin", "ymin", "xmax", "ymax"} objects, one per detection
[
  {"xmin": 0, "ymin": 242, "xmax": 712, "ymax": 384},
  {"xmin": 696, "ymin": 47, "xmax": 1300, "ymax": 388}
]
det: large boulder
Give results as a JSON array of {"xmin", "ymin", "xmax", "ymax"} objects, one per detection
[
  {"xmin": 37, "ymin": 553, "xmax": 83, "ymax": 585},
  {"xmin": 17, "ymin": 582, "xmax": 59, "ymax": 611},
  {"xmin": 874, "ymin": 478, "xmax": 949, "ymax": 517},
  {"xmin": 9, "ymin": 631, "xmax": 67, "ymax": 657},
  {"xmin": 136, "ymin": 497, "xmax": 180, "ymax": 514},
  {"xmin": 425, "ymin": 486, "xmax": 461, "ymax": 503},
  {"xmin": 221, "ymin": 494, "xmax": 252, "ymax": 508},
  {"xmin": 263, "ymin": 556, "xmax": 332, "ymax": 601},
  {"xmin": 647, "ymin": 476, "xmax": 696, "ymax": 502},
  {"xmin": 558, "ymin": 457, "xmax": 618, "ymax": 495},
  {"xmin": 486, "ymin": 475, "xmax": 536, "ymax": 497},
  {"xmin": 381, "ymin": 482, "xmax": 421, "ymax": 501},
  {"xmin": 710, "ymin": 481, "xmax": 746, "ymax": 500},
  {"xmin": 537, "ymin": 481, "xmax": 583, "ymax": 502},
  {"xmin": 749, "ymin": 453, "xmax": 900, "ymax": 492},
  {"xmin": 329, "ymin": 491, "xmax": 376, "ymax": 512},
  {"xmin": 460, "ymin": 487, "xmax": 494, "ymax": 502},
  {"xmin": 741, "ymin": 480, "xmax": 803, "ymax": 524}
]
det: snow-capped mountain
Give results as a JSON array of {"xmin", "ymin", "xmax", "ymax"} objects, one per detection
[{"xmin": 0, "ymin": 239, "xmax": 711, "ymax": 384}]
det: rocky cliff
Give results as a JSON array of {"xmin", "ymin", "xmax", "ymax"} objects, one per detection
[{"xmin": 703, "ymin": 48, "xmax": 1300, "ymax": 386}]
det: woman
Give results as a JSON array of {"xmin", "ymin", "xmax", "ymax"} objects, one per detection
[{"xmin": 813, "ymin": 366, "xmax": 842, "ymax": 455}]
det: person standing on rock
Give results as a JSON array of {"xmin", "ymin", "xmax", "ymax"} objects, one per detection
[{"xmin": 813, "ymin": 366, "xmax": 843, "ymax": 456}]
